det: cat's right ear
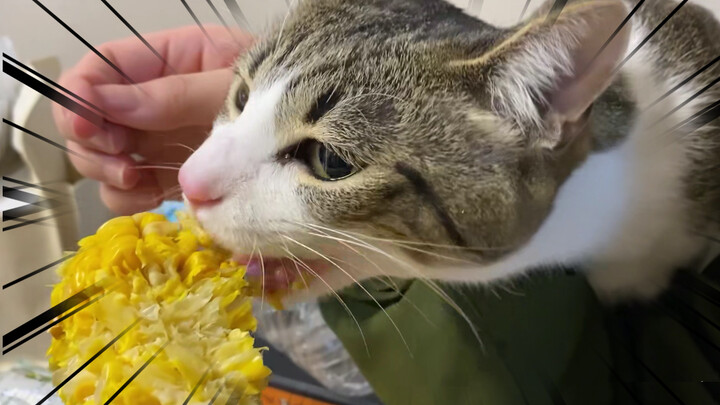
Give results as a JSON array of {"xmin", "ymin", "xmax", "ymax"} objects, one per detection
[{"xmin": 451, "ymin": 0, "xmax": 631, "ymax": 149}]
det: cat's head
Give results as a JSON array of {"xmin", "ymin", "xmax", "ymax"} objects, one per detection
[{"xmin": 179, "ymin": 0, "xmax": 630, "ymax": 303}]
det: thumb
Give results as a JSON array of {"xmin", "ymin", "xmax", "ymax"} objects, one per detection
[{"xmin": 95, "ymin": 69, "xmax": 233, "ymax": 131}]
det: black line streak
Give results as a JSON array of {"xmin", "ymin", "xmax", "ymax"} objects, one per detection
[
  {"xmin": 592, "ymin": 349, "xmax": 643, "ymax": 404},
  {"xmin": 544, "ymin": 0, "xmax": 568, "ymax": 26},
  {"xmin": 182, "ymin": 368, "xmax": 211, "ymax": 405},
  {"xmin": 2, "ymin": 254, "xmax": 74, "ymax": 289},
  {"xmin": 586, "ymin": 0, "xmax": 645, "ymax": 71},
  {"xmin": 613, "ymin": 0, "xmax": 688, "ymax": 74},
  {"xmin": 395, "ymin": 163, "xmax": 467, "ymax": 247},
  {"xmin": 488, "ymin": 341, "xmax": 531, "ymax": 405},
  {"xmin": 695, "ymin": 231, "xmax": 720, "ymax": 245},
  {"xmin": 468, "ymin": 0, "xmax": 484, "ymax": 15},
  {"xmin": 2, "ymin": 176, "xmax": 66, "ymax": 196},
  {"xmin": 36, "ymin": 319, "xmax": 140, "ymax": 405},
  {"xmin": 614, "ymin": 331, "xmax": 686, "ymax": 404},
  {"xmin": 207, "ymin": 387, "xmax": 223, "ymax": 405},
  {"xmin": 2, "ymin": 288, "xmax": 110, "ymax": 355},
  {"xmin": 671, "ymin": 98, "xmax": 720, "ymax": 134},
  {"xmin": 2, "ymin": 62, "xmax": 103, "ymax": 127},
  {"xmin": 646, "ymin": 55, "xmax": 720, "ymax": 110},
  {"xmin": 2, "ymin": 210, "xmax": 73, "ymax": 232},
  {"xmin": 181, "ymin": 0, "xmax": 218, "ymax": 48},
  {"xmin": 3, "ymin": 284, "xmax": 102, "ymax": 347},
  {"xmin": 656, "ymin": 297, "xmax": 720, "ymax": 353},
  {"xmin": 30, "ymin": 0, "xmax": 135, "ymax": 84},
  {"xmin": 224, "ymin": 0, "xmax": 249, "ymax": 28},
  {"xmin": 653, "ymin": 75, "xmax": 720, "ymax": 127},
  {"xmin": 103, "ymin": 341, "xmax": 169, "ymax": 404},
  {"xmin": 2, "ymin": 187, "xmax": 62, "ymax": 221},
  {"xmin": 519, "ymin": 0, "xmax": 532, "ymax": 21},
  {"xmin": 704, "ymin": 382, "xmax": 720, "ymax": 402},
  {"xmin": 205, "ymin": 0, "xmax": 234, "ymax": 39},
  {"xmin": 2, "ymin": 119, "xmax": 83, "ymax": 158},
  {"xmin": 2, "ymin": 53, "xmax": 107, "ymax": 116},
  {"xmin": 225, "ymin": 385, "xmax": 247, "ymax": 405},
  {"xmin": 543, "ymin": 379, "xmax": 567, "ymax": 405},
  {"xmin": 99, "ymin": 0, "xmax": 177, "ymax": 74},
  {"xmin": 676, "ymin": 272, "xmax": 720, "ymax": 309},
  {"xmin": 3, "ymin": 186, "xmax": 57, "ymax": 205}
]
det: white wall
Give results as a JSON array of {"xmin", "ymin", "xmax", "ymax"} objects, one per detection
[{"xmin": 2, "ymin": 0, "xmax": 718, "ymax": 72}]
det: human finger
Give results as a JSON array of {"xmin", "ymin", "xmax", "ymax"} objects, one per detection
[
  {"xmin": 99, "ymin": 176, "xmax": 166, "ymax": 215},
  {"xmin": 74, "ymin": 25, "xmax": 250, "ymax": 86},
  {"xmin": 66, "ymin": 141, "xmax": 140, "ymax": 189},
  {"xmin": 94, "ymin": 69, "xmax": 233, "ymax": 131}
]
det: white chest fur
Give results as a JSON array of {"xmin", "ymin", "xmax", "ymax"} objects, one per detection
[{"xmin": 445, "ymin": 25, "xmax": 709, "ymax": 299}]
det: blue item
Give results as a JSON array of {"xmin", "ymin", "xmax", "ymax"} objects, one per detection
[{"xmin": 151, "ymin": 200, "xmax": 186, "ymax": 223}]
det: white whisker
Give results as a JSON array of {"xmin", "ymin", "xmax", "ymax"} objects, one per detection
[
  {"xmin": 279, "ymin": 245, "xmax": 370, "ymax": 356},
  {"xmin": 298, "ymin": 222, "xmax": 483, "ymax": 347},
  {"xmin": 306, "ymin": 230, "xmax": 474, "ymax": 265},
  {"xmin": 258, "ymin": 248, "xmax": 266, "ymax": 312},
  {"xmin": 282, "ymin": 234, "xmax": 414, "ymax": 357},
  {"xmin": 275, "ymin": 0, "xmax": 295, "ymax": 50},
  {"xmin": 169, "ymin": 142, "xmax": 197, "ymax": 153},
  {"xmin": 279, "ymin": 236, "xmax": 311, "ymax": 291},
  {"xmin": 304, "ymin": 228, "xmax": 438, "ymax": 327},
  {"xmin": 341, "ymin": 228, "xmax": 513, "ymax": 252}
]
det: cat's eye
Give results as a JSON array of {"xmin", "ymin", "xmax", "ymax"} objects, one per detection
[
  {"xmin": 235, "ymin": 81, "xmax": 249, "ymax": 112},
  {"xmin": 308, "ymin": 141, "xmax": 358, "ymax": 180}
]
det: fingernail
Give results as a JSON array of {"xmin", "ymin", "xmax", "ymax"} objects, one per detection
[
  {"xmin": 112, "ymin": 166, "xmax": 127, "ymax": 188},
  {"xmin": 104, "ymin": 165, "xmax": 135, "ymax": 189},
  {"xmin": 122, "ymin": 167, "xmax": 140, "ymax": 188},
  {"xmin": 97, "ymin": 86, "xmax": 138, "ymax": 112},
  {"xmin": 88, "ymin": 129, "xmax": 125, "ymax": 154}
]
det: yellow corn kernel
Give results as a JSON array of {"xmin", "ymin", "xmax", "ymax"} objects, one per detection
[{"xmin": 48, "ymin": 212, "xmax": 270, "ymax": 405}]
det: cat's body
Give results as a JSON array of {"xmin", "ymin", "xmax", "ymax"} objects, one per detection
[
  {"xmin": 448, "ymin": 0, "xmax": 720, "ymax": 298},
  {"xmin": 179, "ymin": 0, "xmax": 720, "ymax": 304}
]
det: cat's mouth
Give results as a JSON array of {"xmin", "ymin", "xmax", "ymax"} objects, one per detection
[{"xmin": 233, "ymin": 254, "xmax": 331, "ymax": 292}]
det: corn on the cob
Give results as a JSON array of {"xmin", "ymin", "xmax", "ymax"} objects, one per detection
[{"xmin": 47, "ymin": 212, "xmax": 270, "ymax": 405}]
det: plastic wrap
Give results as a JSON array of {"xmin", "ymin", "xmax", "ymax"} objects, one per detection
[{"xmin": 254, "ymin": 301, "xmax": 373, "ymax": 397}]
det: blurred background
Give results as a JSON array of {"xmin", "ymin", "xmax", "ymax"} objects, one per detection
[{"xmin": 1, "ymin": 0, "xmax": 719, "ymax": 403}]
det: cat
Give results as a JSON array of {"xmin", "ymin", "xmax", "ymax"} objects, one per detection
[{"xmin": 178, "ymin": 0, "xmax": 720, "ymax": 305}]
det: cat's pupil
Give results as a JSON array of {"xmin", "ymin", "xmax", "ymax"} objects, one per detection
[
  {"xmin": 318, "ymin": 143, "xmax": 353, "ymax": 179},
  {"xmin": 235, "ymin": 82, "xmax": 249, "ymax": 112}
]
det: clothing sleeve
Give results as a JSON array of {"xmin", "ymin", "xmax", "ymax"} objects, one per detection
[
  {"xmin": 319, "ymin": 273, "xmax": 614, "ymax": 405},
  {"xmin": 320, "ymin": 258, "xmax": 720, "ymax": 405}
]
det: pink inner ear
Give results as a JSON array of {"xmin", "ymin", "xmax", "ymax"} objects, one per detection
[{"xmin": 549, "ymin": 2, "xmax": 631, "ymax": 122}]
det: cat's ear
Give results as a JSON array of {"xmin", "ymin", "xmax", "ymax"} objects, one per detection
[{"xmin": 454, "ymin": 1, "xmax": 630, "ymax": 148}]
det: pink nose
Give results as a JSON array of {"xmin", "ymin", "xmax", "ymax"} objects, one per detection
[{"xmin": 178, "ymin": 165, "xmax": 223, "ymax": 207}]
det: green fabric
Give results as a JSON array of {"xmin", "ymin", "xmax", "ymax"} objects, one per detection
[{"xmin": 319, "ymin": 264, "xmax": 720, "ymax": 405}]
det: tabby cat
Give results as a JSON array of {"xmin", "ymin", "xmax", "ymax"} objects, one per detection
[{"xmin": 178, "ymin": 0, "xmax": 720, "ymax": 304}]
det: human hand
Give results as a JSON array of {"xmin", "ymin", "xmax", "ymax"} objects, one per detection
[{"xmin": 53, "ymin": 25, "xmax": 254, "ymax": 214}]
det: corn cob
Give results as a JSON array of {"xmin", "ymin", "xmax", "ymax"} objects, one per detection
[{"xmin": 47, "ymin": 212, "xmax": 270, "ymax": 405}]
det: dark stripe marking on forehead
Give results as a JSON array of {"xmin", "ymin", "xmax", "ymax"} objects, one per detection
[
  {"xmin": 395, "ymin": 162, "xmax": 467, "ymax": 247},
  {"xmin": 248, "ymin": 45, "xmax": 273, "ymax": 78}
]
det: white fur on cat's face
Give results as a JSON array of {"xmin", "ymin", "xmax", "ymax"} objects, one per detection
[
  {"xmin": 179, "ymin": 73, "xmax": 412, "ymax": 300},
  {"xmin": 181, "ymin": 75, "xmax": 306, "ymax": 250}
]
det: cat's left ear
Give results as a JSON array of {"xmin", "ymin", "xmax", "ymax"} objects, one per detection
[{"xmin": 453, "ymin": 1, "xmax": 631, "ymax": 147}]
